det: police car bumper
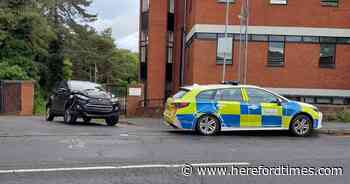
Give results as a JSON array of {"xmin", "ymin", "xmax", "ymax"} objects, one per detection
[{"xmin": 315, "ymin": 112, "xmax": 323, "ymax": 129}]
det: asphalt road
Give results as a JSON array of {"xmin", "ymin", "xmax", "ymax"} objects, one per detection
[{"xmin": 0, "ymin": 116, "xmax": 349, "ymax": 184}]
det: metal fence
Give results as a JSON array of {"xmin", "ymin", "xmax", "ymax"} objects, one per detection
[
  {"xmin": 104, "ymin": 84, "xmax": 128, "ymax": 115},
  {"xmin": 0, "ymin": 81, "xmax": 21, "ymax": 114}
]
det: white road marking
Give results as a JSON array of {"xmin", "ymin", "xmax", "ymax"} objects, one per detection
[{"xmin": 0, "ymin": 162, "xmax": 250, "ymax": 174}]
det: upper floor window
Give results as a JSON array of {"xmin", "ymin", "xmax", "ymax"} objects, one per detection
[
  {"xmin": 320, "ymin": 44, "xmax": 336, "ymax": 68},
  {"xmin": 321, "ymin": 0, "xmax": 338, "ymax": 7},
  {"xmin": 142, "ymin": 0, "xmax": 149, "ymax": 12},
  {"xmin": 169, "ymin": 0, "xmax": 174, "ymax": 13},
  {"xmin": 270, "ymin": 0, "xmax": 288, "ymax": 5},
  {"xmin": 216, "ymin": 36, "xmax": 233, "ymax": 64},
  {"xmin": 217, "ymin": 0, "xmax": 235, "ymax": 3}
]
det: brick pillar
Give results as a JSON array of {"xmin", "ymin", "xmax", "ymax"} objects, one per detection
[
  {"xmin": 147, "ymin": 0, "xmax": 168, "ymax": 102},
  {"xmin": 126, "ymin": 84, "xmax": 144, "ymax": 117},
  {"xmin": 19, "ymin": 81, "xmax": 34, "ymax": 116}
]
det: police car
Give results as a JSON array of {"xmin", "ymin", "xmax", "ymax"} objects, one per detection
[{"xmin": 163, "ymin": 82, "xmax": 322, "ymax": 136}]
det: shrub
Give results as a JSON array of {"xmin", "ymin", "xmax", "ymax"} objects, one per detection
[
  {"xmin": 335, "ymin": 111, "xmax": 350, "ymax": 123},
  {"xmin": 33, "ymin": 87, "xmax": 46, "ymax": 116}
]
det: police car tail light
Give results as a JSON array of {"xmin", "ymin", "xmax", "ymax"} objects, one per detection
[{"xmin": 173, "ymin": 102, "xmax": 190, "ymax": 109}]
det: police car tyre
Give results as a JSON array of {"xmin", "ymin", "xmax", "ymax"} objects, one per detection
[
  {"xmin": 196, "ymin": 115, "xmax": 220, "ymax": 136},
  {"xmin": 46, "ymin": 105, "xmax": 54, "ymax": 122},
  {"xmin": 290, "ymin": 114, "xmax": 313, "ymax": 137}
]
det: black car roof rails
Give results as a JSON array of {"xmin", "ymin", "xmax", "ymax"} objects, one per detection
[{"xmin": 221, "ymin": 81, "xmax": 240, "ymax": 85}]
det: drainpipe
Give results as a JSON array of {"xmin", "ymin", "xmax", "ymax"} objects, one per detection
[{"xmin": 180, "ymin": 0, "xmax": 187, "ymax": 87}]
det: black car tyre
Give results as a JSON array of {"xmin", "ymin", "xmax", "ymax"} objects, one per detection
[
  {"xmin": 290, "ymin": 114, "xmax": 313, "ymax": 137},
  {"xmin": 64, "ymin": 107, "xmax": 77, "ymax": 124},
  {"xmin": 105, "ymin": 116, "xmax": 119, "ymax": 126},
  {"xmin": 46, "ymin": 105, "xmax": 55, "ymax": 122},
  {"xmin": 196, "ymin": 115, "xmax": 220, "ymax": 136},
  {"xmin": 83, "ymin": 117, "xmax": 92, "ymax": 123}
]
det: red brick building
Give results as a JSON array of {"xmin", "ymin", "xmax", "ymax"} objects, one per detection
[{"xmin": 139, "ymin": 0, "xmax": 350, "ymax": 106}]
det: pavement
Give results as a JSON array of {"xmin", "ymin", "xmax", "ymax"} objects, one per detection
[{"xmin": 0, "ymin": 116, "xmax": 349, "ymax": 184}]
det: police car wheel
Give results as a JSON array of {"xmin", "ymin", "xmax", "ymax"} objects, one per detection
[
  {"xmin": 196, "ymin": 115, "xmax": 220, "ymax": 136},
  {"xmin": 290, "ymin": 114, "xmax": 312, "ymax": 137}
]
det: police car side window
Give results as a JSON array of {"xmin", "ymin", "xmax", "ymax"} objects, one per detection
[
  {"xmin": 247, "ymin": 88, "xmax": 277, "ymax": 104},
  {"xmin": 217, "ymin": 88, "xmax": 242, "ymax": 102},
  {"xmin": 197, "ymin": 90, "xmax": 217, "ymax": 101}
]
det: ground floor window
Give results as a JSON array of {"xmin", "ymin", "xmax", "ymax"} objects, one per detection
[
  {"xmin": 267, "ymin": 41, "xmax": 285, "ymax": 67},
  {"xmin": 320, "ymin": 44, "xmax": 336, "ymax": 68}
]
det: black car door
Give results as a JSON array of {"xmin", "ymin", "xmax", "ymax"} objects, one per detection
[{"xmin": 52, "ymin": 81, "xmax": 69, "ymax": 113}]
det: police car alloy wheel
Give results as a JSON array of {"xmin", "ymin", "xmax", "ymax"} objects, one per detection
[
  {"xmin": 197, "ymin": 115, "xmax": 220, "ymax": 136},
  {"xmin": 290, "ymin": 114, "xmax": 312, "ymax": 137}
]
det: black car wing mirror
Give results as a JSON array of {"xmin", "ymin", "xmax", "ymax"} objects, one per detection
[{"xmin": 56, "ymin": 88, "xmax": 67, "ymax": 95}]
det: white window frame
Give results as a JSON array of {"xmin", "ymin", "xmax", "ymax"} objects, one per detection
[
  {"xmin": 270, "ymin": 0, "xmax": 288, "ymax": 5},
  {"xmin": 142, "ymin": 0, "xmax": 149, "ymax": 12}
]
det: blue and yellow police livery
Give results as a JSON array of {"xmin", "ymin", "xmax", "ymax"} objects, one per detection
[{"xmin": 163, "ymin": 84, "xmax": 323, "ymax": 136}]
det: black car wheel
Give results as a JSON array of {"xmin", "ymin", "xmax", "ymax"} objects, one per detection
[
  {"xmin": 64, "ymin": 107, "xmax": 77, "ymax": 124},
  {"xmin": 83, "ymin": 117, "xmax": 92, "ymax": 123},
  {"xmin": 46, "ymin": 105, "xmax": 55, "ymax": 122},
  {"xmin": 290, "ymin": 114, "xmax": 313, "ymax": 137},
  {"xmin": 105, "ymin": 116, "xmax": 119, "ymax": 126}
]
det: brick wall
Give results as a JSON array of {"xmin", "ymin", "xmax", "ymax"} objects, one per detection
[{"xmin": 184, "ymin": 39, "xmax": 350, "ymax": 90}]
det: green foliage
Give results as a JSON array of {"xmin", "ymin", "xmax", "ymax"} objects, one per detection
[
  {"xmin": 0, "ymin": 0, "xmax": 140, "ymax": 115},
  {"xmin": 335, "ymin": 111, "xmax": 350, "ymax": 123},
  {"xmin": 63, "ymin": 58, "xmax": 73, "ymax": 80},
  {"xmin": 0, "ymin": 62, "xmax": 29, "ymax": 80},
  {"xmin": 33, "ymin": 87, "xmax": 46, "ymax": 115}
]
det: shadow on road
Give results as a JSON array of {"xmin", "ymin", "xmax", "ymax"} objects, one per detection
[
  {"xmin": 166, "ymin": 130, "xmax": 321, "ymax": 138},
  {"xmin": 51, "ymin": 120, "xmax": 115, "ymax": 127}
]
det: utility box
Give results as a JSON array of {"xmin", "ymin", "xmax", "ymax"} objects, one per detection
[{"xmin": 0, "ymin": 80, "xmax": 34, "ymax": 116}]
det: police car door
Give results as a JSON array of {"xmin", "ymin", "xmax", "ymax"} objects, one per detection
[
  {"xmin": 216, "ymin": 88, "xmax": 243, "ymax": 128},
  {"xmin": 245, "ymin": 88, "xmax": 283, "ymax": 128}
]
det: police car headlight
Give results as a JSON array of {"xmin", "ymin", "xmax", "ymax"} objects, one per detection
[{"xmin": 311, "ymin": 106, "xmax": 320, "ymax": 113}]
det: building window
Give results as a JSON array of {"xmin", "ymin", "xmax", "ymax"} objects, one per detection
[
  {"xmin": 268, "ymin": 42, "xmax": 285, "ymax": 67},
  {"xmin": 251, "ymin": 35, "xmax": 268, "ymax": 42},
  {"xmin": 167, "ymin": 31, "xmax": 174, "ymax": 64},
  {"xmin": 142, "ymin": 0, "xmax": 149, "ymax": 12},
  {"xmin": 286, "ymin": 36, "xmax": 302, "ymax": 42},
  {"xmin": 217, "ymin": 0, "xmax": 235, "ymax": 3},
  {"xmin": 168, "ymin": 0, "xmax": 174, "ymax": 13},
  {"xmin": 316, "ymin": 97, "xmax": 332, "ymax": 104},
  {"xmin": 321, "ymin": 0, "xmax": 338, "ymax": 7},
  {"xmin": 320, "ymin": 44, "xmax": 336, "ymax": 68},
  {"xmin": 216, "ymin": 36, "xmax": 233, "ymax": 64},
  {"xmin": 303, "ymin": 36, "xmax": 319, "ymax": 43},
  {"xmin": 140, "ymin": 46, "xmax": 147, "ymax": 63},
  {"xmin": 270, "ymin": 0, "xmax": 288, "ymax": 5}
]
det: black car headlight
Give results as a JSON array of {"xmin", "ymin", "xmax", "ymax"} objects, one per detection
[
  {"xmin": 76, "ymin": 94, "xmax": 89, "ymax": 102},
  {"xmin": 111, "ymin": 97, "xmax": 119, "ymax": 104}
]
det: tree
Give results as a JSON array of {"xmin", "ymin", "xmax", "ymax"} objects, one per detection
[
  {"xmin": 37, "ymin": 0, "xmax": 97, "ymax": 88},
  {"xmin": 0, "ymin": 0, "xmax": 55, "ymax": 81}
]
